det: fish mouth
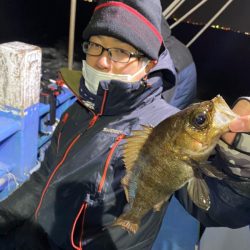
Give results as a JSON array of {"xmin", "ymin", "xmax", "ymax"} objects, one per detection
[{"xmin": 212, "ymin": 95, "xmax": 239, "ymax": 133}]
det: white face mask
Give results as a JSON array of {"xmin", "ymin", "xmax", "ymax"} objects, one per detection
[{"xmin": 82, "ymin": 60, "xmax": 149, "ymax": 95}]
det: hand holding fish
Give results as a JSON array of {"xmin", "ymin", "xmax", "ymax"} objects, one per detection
[
  {"xmin": 223, "ymin": 97, "xmax": 250, "ymax": 144},
  {"xmin": 230, "ymin": 116, "xmax": 250, "ymax": 132}
]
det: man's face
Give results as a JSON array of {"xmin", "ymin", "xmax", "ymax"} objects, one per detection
[{"xmin": 86, "ymin": 35, "xmax": 155, "ymax": 81}]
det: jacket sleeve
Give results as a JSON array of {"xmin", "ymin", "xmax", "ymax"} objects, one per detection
[
  {"xmin": 0, "ymin": 121, "xmax": 61, "ymax": 235},
  {"xmin": 175, "ymin": 137, "xmax": 250, "ymax": 228}
]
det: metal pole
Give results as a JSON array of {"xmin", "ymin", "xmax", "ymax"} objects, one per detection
[
  {"xmin": 163, "ymin": 0, "xmax": 182, "ymax": 17},
  {"xmin": 170, "ymin": 0, "xmax": 208, "ymax": 29},
  {"xmin": 165, "ymin": 0, "xmax": 186, "ymax": 20},
  {"xmin": 187, "ymin": 0, "xmax": 234, "ymax": 48},
  {"xmin": 68, "ymin": 0, "xmax": 77, "ymax": 70}
]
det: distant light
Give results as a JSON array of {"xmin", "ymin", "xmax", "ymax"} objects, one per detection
[{"xmin": 172, "ymin": 17, "xmax": 250, "ymax": 36}]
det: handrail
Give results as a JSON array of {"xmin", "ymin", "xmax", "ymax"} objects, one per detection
[
  {"xmin": 68, "ymin": 0, "xmax": 97, "ymax": 69},
  {"xmin": 164, "ymin": 0, "xmax": 186, "ymax": 20},
  {"xmin": 170, "ymin": 0, "xmax": 208, "ymax": 29},
  {"xmin": 163, "ymin": 0, "xmax": 182, "ymax": 17},
  {"xmin": 186, "ymin": 0, "xmax": 234, "ymax": 47}
]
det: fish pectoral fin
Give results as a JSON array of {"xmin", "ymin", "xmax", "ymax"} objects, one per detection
[
  {"xmin": 199, "ymin": 162, "xmax": 227, "ymax": 180},
  {"xmin": 187, "ymin": 177, "xmax": 211, "ymax": 211}
]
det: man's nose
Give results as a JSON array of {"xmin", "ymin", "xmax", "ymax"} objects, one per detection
[{"xmin": 96, "ymin": 49, "xmax": 111, "ymax": 70}]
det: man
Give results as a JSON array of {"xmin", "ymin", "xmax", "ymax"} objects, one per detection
[{"xmin": 0, "ymin": 1, "xmax": 249, "ymax": 249}]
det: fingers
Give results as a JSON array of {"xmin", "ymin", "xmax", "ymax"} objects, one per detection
[
  {"xmin": 233, "ymin": 99, "xmax": 250, "ymax": 116},
  {"xmin": 229, "ymin": 115, "xmax": 250, "ymax": 133}
]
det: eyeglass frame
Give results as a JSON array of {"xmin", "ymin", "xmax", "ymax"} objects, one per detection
[{"xmin": 82, "ymin": 41, "xmax": 144, "ymax": 63}]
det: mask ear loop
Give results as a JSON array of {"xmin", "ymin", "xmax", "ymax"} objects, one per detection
[{"xmin": 139, "ymin": 58, "xmax": 157, "ymax": 89}]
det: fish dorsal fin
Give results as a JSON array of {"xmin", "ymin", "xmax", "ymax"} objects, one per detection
[
  {"xmin": 122, "ymin": 125, "xmax": 153, "ymax": 202},
  {"xmin": 187, "ymin": 175, "xmax": 211, "ymax": 211}
]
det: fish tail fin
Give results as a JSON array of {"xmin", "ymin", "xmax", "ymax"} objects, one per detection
[{"xmin": 113, "ymin": 215, "xmax": 139, "ymax": 234}]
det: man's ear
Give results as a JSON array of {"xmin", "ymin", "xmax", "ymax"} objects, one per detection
[{"xmin": 146, "ymin": 60, "xmax": 158, "ymax": 73}]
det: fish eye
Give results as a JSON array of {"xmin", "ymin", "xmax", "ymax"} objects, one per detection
[{"xmin": 191, "ymin": 111, "xmax": 209, "ymax": 129}]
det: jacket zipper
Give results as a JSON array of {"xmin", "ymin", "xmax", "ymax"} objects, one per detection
[
  {"xmin": 98, "ymin": 133, "xmax": 125, "ymax": 192},
  {"xmin": 71, "ymin": 202, "xmax": 88, "ymax": 250},
  {"xmin": 88, "ymin": 90, "xmax": 108, "ymax": 128}
]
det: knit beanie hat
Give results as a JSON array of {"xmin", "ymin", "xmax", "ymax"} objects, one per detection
[{"xmin": 82, "ymin": 0, "xmax": 163, "ymax": 60}]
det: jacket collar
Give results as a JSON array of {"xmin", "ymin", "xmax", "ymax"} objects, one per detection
[{"xmin": 79, "ymin": 76, "xmax": 163, "ymax": 115}]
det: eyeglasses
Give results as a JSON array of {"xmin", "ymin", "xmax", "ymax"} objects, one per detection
[{"xmin": 82, "ymin": 41, "xmax": 143, "ymax": 63}]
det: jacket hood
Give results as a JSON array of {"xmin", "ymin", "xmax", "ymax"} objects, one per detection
[{"xmin": 148, "ymin": 48, "xmax": 176, "ymax": 90}]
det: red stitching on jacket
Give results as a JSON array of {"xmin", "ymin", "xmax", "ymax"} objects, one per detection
[
  {"xmin": 98, "ymin": 134, "xmax": 125, "ymax": 192},
  {"xmin": 35, "ymin": 133, "xmax": 82, "ymax": 220},
  {"xmin": 57, "ymin": 112, "xmax": 70, "ymax": 153},
  {"xmin": 62, "ymin": 112, "xmax": 69, "ymax": 124},
  {"xmin": 71, "ymin": 202, "xmax": 88, "ymax": 250},
  {"xmin": 37, "ymin": 89, "xmax": 108, "ymax": 215},
  {"xmin": 35, "ymin": 89, "xmax": 111, "ymax": 247}
]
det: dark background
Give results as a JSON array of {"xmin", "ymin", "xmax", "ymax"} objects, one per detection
[
  {"xmin": 162, "ymin": 0, "xmax": 250, "ymax": 34},
  {"xmin": 0, "ymin": 0, "xmax": 249, "ymax": 105}
]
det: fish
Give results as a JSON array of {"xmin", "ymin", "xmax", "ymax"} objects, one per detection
[{"xmin": 113, "ymin": 95, "xmax": 238, "ymax": 234}]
